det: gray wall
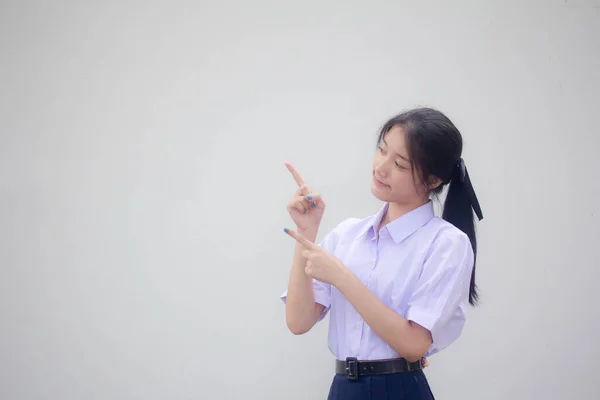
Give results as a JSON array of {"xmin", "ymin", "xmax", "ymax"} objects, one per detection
[{"xmin": 1, "ymin": 1, "xmax": 599, "ymax": 399}]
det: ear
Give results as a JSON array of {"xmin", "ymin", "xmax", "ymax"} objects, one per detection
[{"xmin": 426, "ymin": 175, "xmax": 443, "ymax": 190}]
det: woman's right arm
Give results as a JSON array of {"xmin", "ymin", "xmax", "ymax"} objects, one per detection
[
  {"xmin": 282, "ymin": 162, "xmax": 327, "ymax": 335},
  {"xmin": 284, "ymin": 228, "xmax": 326, "ymax": 334}
]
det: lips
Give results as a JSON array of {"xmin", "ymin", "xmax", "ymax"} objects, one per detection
[{"xmin": 373, "ymin": 177, "xmax": 390, "ymax": 188}]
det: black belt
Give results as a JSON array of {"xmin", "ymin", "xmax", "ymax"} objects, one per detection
[{"xmin": 335, "ymin": 357, "xmax": 425, "ymax": 381}]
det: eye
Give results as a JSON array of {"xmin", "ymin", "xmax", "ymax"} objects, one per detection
[
  {"xmin": 395, "ymin": 161, "xmax": 407, "ymax": 169},
  {"xmin": 378, "ymin": 145, "xmax": 387, "ymax": 155}
]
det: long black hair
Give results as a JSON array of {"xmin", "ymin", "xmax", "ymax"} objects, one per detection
[{"xmin": 377, "ymin": 107, "xmax": 484, "ymax": 306}]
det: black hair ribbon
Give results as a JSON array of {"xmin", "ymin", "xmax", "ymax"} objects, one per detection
[{"xmin": 456, "ymin": 158, "xmax": 484, "ymax": 221}]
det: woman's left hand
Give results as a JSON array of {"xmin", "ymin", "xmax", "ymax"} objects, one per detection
[{"xmin": 284, "ymin": 228, "xmax": 349, "ymax": 286}]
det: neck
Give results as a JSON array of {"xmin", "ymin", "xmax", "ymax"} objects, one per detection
[{"xmin": 379, "ymin": 198, "xmax": 430, "ymax": 229}]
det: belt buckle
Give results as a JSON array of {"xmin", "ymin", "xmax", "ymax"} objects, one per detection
[
  {"xmin": 345, "ymin": 357, "xmax": 359, "ymax": 381},
  {"xmin": 406, "ymin": 358, "xmax": 424, "ymax": 372}
]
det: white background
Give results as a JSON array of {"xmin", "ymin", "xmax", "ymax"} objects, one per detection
[{"xmin": 1, "ymin": 1, "xmax": 599, "ymax": 399}]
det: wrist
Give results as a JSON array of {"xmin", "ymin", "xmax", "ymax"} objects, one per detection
[{"xmin": 297, "ymin": 227, "xmax": 318, "ymax": 241}]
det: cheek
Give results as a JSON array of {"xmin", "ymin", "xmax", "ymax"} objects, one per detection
[
  {"xmin": 390, "ymin": 176, "xmax": 404, "ymax": 192},
  {"xmin": 390, "ymin": 172, "xmax": 417, "ymax": 193}
]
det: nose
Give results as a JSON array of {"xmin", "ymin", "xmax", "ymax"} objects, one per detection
[{"xmin": 375, "ymin": 162, "xmax": 388, "ymax": 178}]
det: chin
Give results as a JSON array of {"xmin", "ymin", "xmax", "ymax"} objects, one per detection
[{"xmin": 371, "ymin": 185, "xmax": 390, "ymax": 202}]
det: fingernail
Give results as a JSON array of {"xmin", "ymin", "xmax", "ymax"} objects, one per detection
[
  {"xmin": 283, "ymin": 228, "xmax": 289, "ymax": 233},
  {"xmin": 306, "ymin": 195, "xmax": 312, "ymax": 200},
  {"xmin": 311, "ymin": 202, "xmax": 315, "ymax": 208}
]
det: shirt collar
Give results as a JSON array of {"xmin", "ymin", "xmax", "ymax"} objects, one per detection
[{"xmin": 362, "ymin": 201, "xmax": 435, "ymax": 244}]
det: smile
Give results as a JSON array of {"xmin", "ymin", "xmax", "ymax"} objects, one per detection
[{"xmin": 373, "ymin": 177, "xmax": 390, "ymax": 188}]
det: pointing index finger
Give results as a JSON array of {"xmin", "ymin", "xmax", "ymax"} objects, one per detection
[
  {"xmin": 283, "ymin": 228, "xmax": 316, "ymax": 249},
  {"xmin": 284, "ymin": 162, "xmax": 306, "ymax": 187}
]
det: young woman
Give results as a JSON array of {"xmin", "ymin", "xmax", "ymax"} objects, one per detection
[{"xmin": 280, "ymin": 107, "xmax": 484, "ymax": 399}]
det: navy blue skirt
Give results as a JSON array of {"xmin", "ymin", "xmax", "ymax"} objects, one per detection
[{"xmin": 327, "ymin": 370, "xmax": 435, "ymax": 399}]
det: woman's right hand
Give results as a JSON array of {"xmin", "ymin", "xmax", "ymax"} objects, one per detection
[{"xmin": 285, "ymin": 162, "xmax": 326, "ymax": 233}]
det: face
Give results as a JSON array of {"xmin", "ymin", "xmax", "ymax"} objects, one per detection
[{"xmin": 371, "ymin": 125, "xmax": 431, "ymax": 206}]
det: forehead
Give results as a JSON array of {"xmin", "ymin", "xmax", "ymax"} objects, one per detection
[{"xmin": 382, "ymin": 125, "xmax": 408, "ymax": 153}]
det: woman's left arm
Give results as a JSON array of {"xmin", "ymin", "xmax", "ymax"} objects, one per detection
[{"xmin": 284, "ymin": 227, "xmax": 473, "ymax": 363}]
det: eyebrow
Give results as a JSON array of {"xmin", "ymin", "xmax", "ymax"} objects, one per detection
[{"xmin": 382, "ymin": 138, "xmax": 410, "ymax": 162}]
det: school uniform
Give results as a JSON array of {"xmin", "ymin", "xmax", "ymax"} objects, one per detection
[{"xmin": 281, "ymin": 200, "xmax": 475, "ymax": 399}]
